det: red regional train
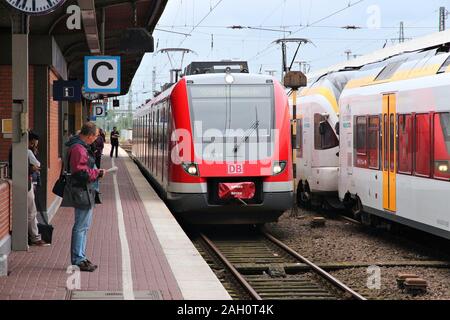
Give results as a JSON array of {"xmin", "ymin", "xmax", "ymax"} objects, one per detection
[{"xmin": 132, "ymin": 62, "xmax": 293, "ymax": 224}]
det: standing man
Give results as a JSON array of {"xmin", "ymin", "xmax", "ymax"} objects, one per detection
[
  {"xmin": 8, "ymin": 131, "xmax": 49, "ymax": 246},
  {"xmin": 65, "ymin": 122, "xmax": 105, "ymax": 272},
  {"xmin": 110, "ymin": 126, "xmax": 120, "ymax": 158},
  {"xmin": 91, "ymin": 128, "xmax": 105, "ymax": 204},
  {"xmin": 94, "ymin": 128, "xmax": 106, "ymax": 169},
  {"xmin": 27, "ymin": 132, "xmax": 49, "ymax": 246}
]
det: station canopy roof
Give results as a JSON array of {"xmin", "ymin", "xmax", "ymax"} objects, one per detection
[{"xmin": 0, "ymin": 0, "xmax": 168, "ymax": 95}]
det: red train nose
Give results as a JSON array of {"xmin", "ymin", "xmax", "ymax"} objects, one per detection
[{"xmin": 218, "ymin": 182, "xmax": 255, "ymax": 200}]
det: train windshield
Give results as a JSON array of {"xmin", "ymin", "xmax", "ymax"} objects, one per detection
[{"xmin": 187, "ymin": 84, "xmax": 274, "ymax": 160}]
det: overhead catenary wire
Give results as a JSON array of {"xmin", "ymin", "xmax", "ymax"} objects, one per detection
[
  {"xmin": 248, "ymin": 0, "xmax": 366, "ymax": 62},
  {"xmin": 157, "ymin": 24, "xmax": 438, "ymax": 30},
  {"xmin": 154, "ymin": 0, "xmax": 225, "ymax": 84},
  {"xmin": 131, "ymin": 1, "xmax": 442, "ymax": 106},
  {"xmin": 306, "ymin": 9, "xmax": 439, "ymax": 68}
]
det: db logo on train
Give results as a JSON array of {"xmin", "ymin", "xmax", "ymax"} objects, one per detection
[{"xmin": 228, "ymin": 164, "xmax": 243, "ymax": 174}]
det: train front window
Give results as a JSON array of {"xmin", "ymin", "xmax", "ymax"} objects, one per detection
[
  {"xmin": 313, "ymin": 114, "xmax": 339, "ymax": 150},
  {"xmin": 188, "ymin": 84, "xmax": 274, "ymax": 160}
]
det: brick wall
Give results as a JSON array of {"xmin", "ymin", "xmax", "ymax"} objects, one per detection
[
  {"xmin": 47, "ymin": 69, "xmax": 62, "ymax": 206},
  {"xmin": 0, "ymin": 65, "xmax": 35, "ymax": 162},
  {"xmin": 0, "ymin": 65, "xmax": 61, "ymax": 210},
  {"xmin": 0, "ymin": 65, "xmax": 34, "ymax": 241},
  {"xmin": 0, "ymin": 180, "xmax": 11, "ymax": 240},
  {"xmin": 0, "ymin": 66, "xmax": 12, "ymax": 162}
]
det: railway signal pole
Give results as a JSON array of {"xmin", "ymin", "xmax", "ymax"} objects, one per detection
[
  {"xmin": 399, "ymin": 21, "xmax": 405, "ymax": 43},
  {"xmin": 345, "ymin": 49, "xmax": 352, "ymax": 61},
  {"xmin": 273, "ymin": 38, "xmax": 312, "ymax": 83},
  {"xmin": 440, "ymin": 7, "xmax": 448, "ymax": 31},
  {"xmin": 273, "ymin": 38, "xmax": 309, "ymax": 207}
]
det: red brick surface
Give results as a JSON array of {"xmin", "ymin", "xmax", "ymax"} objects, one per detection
[
  {"xmin": 46, "ymin": 69, "xmax": 62, "ymax": 206},
  {"xmin": 0, "ymin": 65, "xmax": 35, "ymax": 162},
  {"xmin": 0, "ymin": 180, "xmax": 11, "ymax": 239},
  {"xmin": 0, "ymin": 65, "xmax": 13, "ymax": 162},
  {"xmin": 0, "ymin": 154, "xmax": 183, "ymax": 300}
]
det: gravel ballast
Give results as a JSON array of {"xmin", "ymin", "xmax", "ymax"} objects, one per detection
[{"xmin": 266, "ymin": 209, "xmax": 450, "ymax": 300}]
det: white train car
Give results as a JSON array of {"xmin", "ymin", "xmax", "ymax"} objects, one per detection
[
  {"xmin": 338, "ymin": 46, "xmax": 450, "ymax": 239},
  {"xmin": 295, "ymin": 71, "xmax": 355, "ymax": 207}
]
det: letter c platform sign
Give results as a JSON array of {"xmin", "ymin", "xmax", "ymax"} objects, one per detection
[{"xmin": 85, "ymin": 56, "xmax": 121, "ymax": 93}]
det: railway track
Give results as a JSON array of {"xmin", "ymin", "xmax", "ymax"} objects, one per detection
[{"xmin": 193, "ymin": 227, "xmax": 366, "ymax": 300}]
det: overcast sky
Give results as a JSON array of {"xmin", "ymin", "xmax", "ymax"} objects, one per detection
[{"xmin": 124, "ymin": 0, "xmax": 449, "ymax": 106}]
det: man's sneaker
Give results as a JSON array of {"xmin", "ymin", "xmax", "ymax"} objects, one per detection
[
  {"xmin": 30, "ymin": 240, "xmax": 50, "ymax": 247},
  {"xmin": 77, "ymin": 260, "xmax": 97, "ymax": 272},
  {"xmin": 85, "ymin": 259, "xmax": 98, "ymax": 269}
]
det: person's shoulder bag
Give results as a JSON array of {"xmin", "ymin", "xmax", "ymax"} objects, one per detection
[{"xmin": 52, "ymin": 145, "xmax": 93, "ymax": 210}]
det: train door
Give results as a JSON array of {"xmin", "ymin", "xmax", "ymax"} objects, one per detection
[{"xmin": 382, "ymin": 94, "xmax": 396, "ymax": 212}]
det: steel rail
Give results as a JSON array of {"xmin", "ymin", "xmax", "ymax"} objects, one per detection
[
  {"xmin": 199, "ymin": 233, "xmax": 262, "ymax": 300},
  {"xmin": 262, "ymin": 230, "xmax": 367, "ymax": 300}
]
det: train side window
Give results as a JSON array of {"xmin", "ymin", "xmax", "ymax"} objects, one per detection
[
  {"xmin": 148, "ymin": 113, "xmax": 151, "ymax": 166},
  {"xmin": 296, "ymin": 119, "xmax": 303, "ymax": 158},
  {"xmin": 138, "ymin": 117, "xmax": 141, "ymax": 160},
  {"xmin": 156, "ymin": 109, "xmax": 160, "ymax": 151},
  {"xmin": 398, "ymin": 114, "xmax": 413, "ymax": 174},
  {"xmin": 354, "ymin": 116, "xmax": 368, "ymax": 168},
  {"xmin": 142, "ymin": 115, "xmax": 145, "ymax": 164},
  {"xmin": 152, "ymin": 110, "xmax": 156, "ymax": 171},
  {"xmin": 314, "ymin": 114, "xmax": 338, "ymax": 150},
  {"xmin": 390, "ymin": 113, "xmax": 395, "ymax": 172},
  {"xmin": 434, "ymin": 112, "xmax": 450, "ymax": 180},
  {"xmin": 368, "ymin": 116, "xmax": 380, "ymax": 169},
  {"xmin": 160, "ymin": 103, "xmax": 166, "ymax": 151},
  {"xmin": 161, "ymin": 107, "xmax": 167, "ymax": 181},
  {"xmin": 383, "ymin": 114, "xmax": 388, "ymax": 170},
  {"xmin": 414, "ymin": 113, "xmax": 431, "ymax": 177},
  {"xmin": 148, "ymin": 112, "xmax": 152, "ymax": 170},
  {"xmin": 142, "ymin": 115, "xmax": 145, "ymax": 165}
]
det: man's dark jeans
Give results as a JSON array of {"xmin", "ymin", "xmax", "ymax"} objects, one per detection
[{"xmin": 110, "ymin": 143, "xmax": 118, "ymax": 158}]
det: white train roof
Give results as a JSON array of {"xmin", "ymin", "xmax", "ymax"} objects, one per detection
[
  {"xmin": 308, "ymin": 29, "xmax": 450, "ymax": 79},
  {"xmin": 184, "ymin": 73, "xmax": 275, "ymax": 85}
]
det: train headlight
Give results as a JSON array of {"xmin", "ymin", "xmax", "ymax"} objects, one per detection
[
  {"xmin": 225, "ymin": 74, "xmax": 234, "ymax": 84},
  {"xmin": 437, "ymin": 161, "xmax": 449, "ymax": 172},
  {"xmin": 273, "ymin": 161, "xmax": 287, "ymax": 175},
  {"xmin": 182, "ymin": 162, "xmax": 199, "ymax": 176}
]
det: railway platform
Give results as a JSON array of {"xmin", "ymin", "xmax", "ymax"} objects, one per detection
[{"xmin": 0, "ymin": 146, "xmax": 230, "ymax": 300}]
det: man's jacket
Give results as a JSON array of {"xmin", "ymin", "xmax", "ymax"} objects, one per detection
[{"xmin": 65, "ymin": 135, "xmax": 99, "ymax": 208}]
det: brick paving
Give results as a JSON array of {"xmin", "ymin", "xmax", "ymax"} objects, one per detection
[{"xmin": 0, "ymin": 151, "xmax": 183, "ymax": 300}]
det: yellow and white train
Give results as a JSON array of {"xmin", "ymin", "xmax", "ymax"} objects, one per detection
[{"xmin": 295, "ymin": 30, "xmax": 450, "ymax": 239}]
